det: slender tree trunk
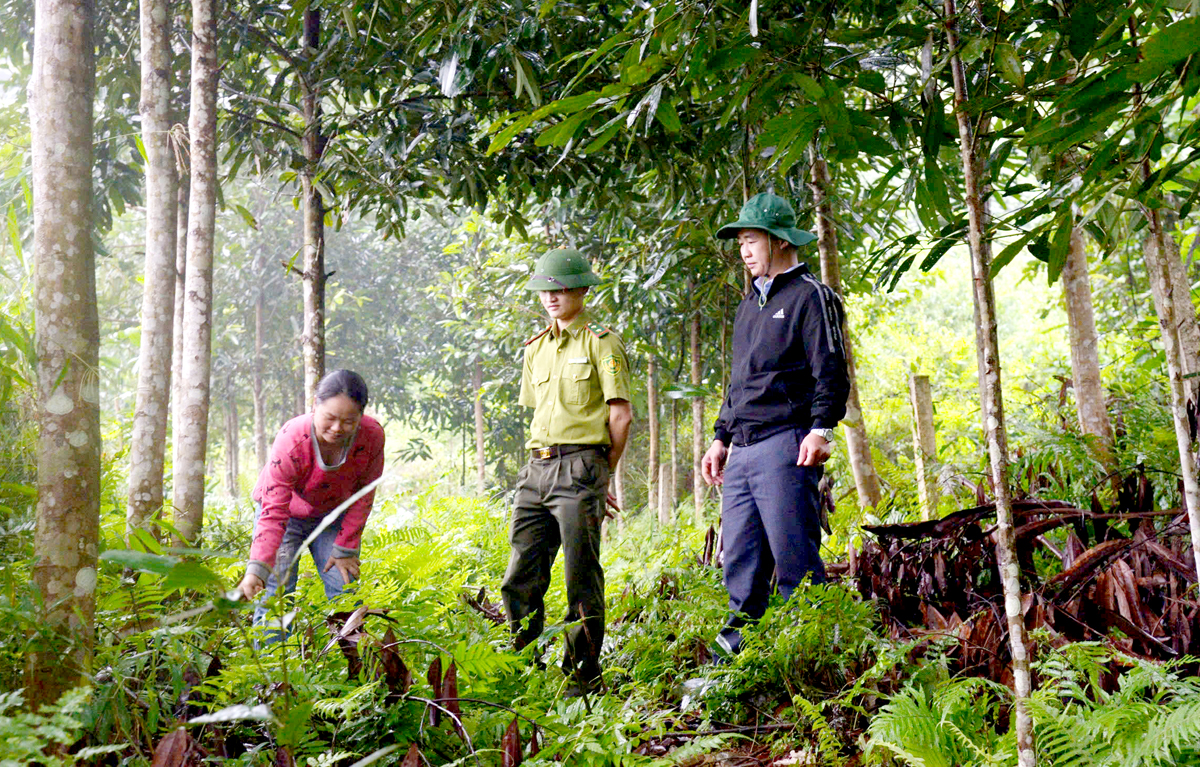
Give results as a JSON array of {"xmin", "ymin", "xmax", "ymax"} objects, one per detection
[
  {"xmin": 809, "ymin": 154, "xmax": 882, "ymax": 509},
  {"xmin": 647, "ymin": 354, "xmax": 659, "ymax": 517},
  {"xmin": 1145, "ymin": 230, "xmax": 1200, "ymax": 383},
  {"xmin": 225, "ymin": 395, "xmax": 239, "ymax": 497},
  {"xmin": 127, "ymin": 0, "xmax": 177, "ymax": 542},
  {"xmin": 300, "ymin": 8, "xmax": 326, "ymax": 406},
  {"xmin": 946, "ymin": 3, "xmax": 1034, "ymax": 762},
  {"xmin": 474, "ymin": 358, "xmax": 486, "ymax": 495},
  {"xmin": 28, "ymin": 0, "xmax": 100, "ymax": 706},
  {"xmin": 669, "ymin": 398, "xmax": 679, "ymax": 514},
  {"xmin": 690, "ymin": 296, "xmax": 705, "ymax": 524},
  {"xmin": 1143, "ymin": 207, "xmax": 1200, "ymax": 585},
  {"xmin": 1061, "ymin": 226, "xmax": 1115, "ymax": 466},
  {"xmin": 253, "ymin": 261, "xmax": 267, "ymax": 471},
  {"xmin": 909, "ymin": 374, "xmax": 938, "ymax": 520},
  {"xmin": 171, "ymin": 177, "xmax": 188, "ymax": 474},
  {"xmin": 172, "ymin": 0, "xmax": 219, "ymax": 545}
]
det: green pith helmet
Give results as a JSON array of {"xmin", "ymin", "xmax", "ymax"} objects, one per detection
[
  {"xmin": 716, "ymin": 192, "xmax": 817, "ymax": 247},
  {"xmin": 525, "ymin": 248, "xmax": 602, "ymax": 291}
]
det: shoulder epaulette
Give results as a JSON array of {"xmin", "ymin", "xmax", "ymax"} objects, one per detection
[
  {"xmin": 586, "ymin": 321, "xmax": 611, "ymax": 338},
  {"xmin": 523, "ymin": 325, "xmax": 552, "ymax": 346}
]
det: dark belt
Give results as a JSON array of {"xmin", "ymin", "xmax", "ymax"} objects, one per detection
[{"xmin": 530, "ymin": 444, "xmax": 608, "ymax": 460}]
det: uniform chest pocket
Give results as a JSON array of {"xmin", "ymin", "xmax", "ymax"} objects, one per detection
[
  {"xmin": 565, "ymin": 364, "xmax": 593, "ymax": 405},
  {"xmin": 534, "ymin": 368, "xmax": 552, "ymax": 389}
]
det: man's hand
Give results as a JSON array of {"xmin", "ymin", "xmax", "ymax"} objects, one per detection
[
  {"xmin": 797, "ymin": 432, "xmax": 834, "ymax": 467},
  {"xmin": 605, "ymin": 492, "xmax": 620, "ymax": 520},
  {"xmin": 323, "ymin": 555, "xmax": 360, "ymax": 586},
  {"xmin": 701, "ymin": 440, "xmax": 728, "ymax": 486},
  {"xmin": 238, "ymin": 572, "xmax": 265, "ymax": 600}
]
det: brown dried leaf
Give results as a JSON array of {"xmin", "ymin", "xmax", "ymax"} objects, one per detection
[
  {"xmin": 440, "ymin": 661, "xmax": 460, "ymax": 717},
  {"xmin": 427, "ymin": 657, "xmax": 442, "ymax": 727},
  {"xmin": 151, "ymin": 728, "xmax": 192, "ymax": 767},
  {"xmin": 502, "ymin": 716, "xmax": 522, "ymax": 767},
  {"xmin": 399, "ymin": 744, "xmax": 421, "ymax": 767},
  {"xmin": 379, "ymin": 627, "xmax": 412, "ymax": 697},
  {"xmin": 1048, "ymin": 539, "xmax": 1128, "ymax": 597},
  {"xmin": 529, "ymin": 726, "xmax": 541, "ymax": 757},
  {"xmin": 1062, "ymin": 532, "xmax": 1086, "ymax": 569},
  {"xmin": 275, "ymin": 746, "xmax": 295, "ymax": 767}
]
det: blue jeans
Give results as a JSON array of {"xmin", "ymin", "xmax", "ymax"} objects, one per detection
[
  {"xmin": 719, "ymin": 427, "xmax": 826, "ymax": 651},
  {"xmin": 252, "ymin": 505, "xmax": 351, "ymax": 642}
]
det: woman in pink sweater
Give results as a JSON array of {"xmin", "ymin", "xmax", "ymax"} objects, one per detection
[{"xmin": 238, "ymin": 370, "xmax": 385, "ymax": 622}]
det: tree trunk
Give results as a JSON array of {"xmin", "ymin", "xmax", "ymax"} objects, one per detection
[
  {"xmin": 945, "ymin": 3, "xmax": 1034, "ymax": 762},
  {"xmin": 28, "ymin": 0, "xmax": 100, "ymax": 706},
  {"xmin": 224, "ymin": 395, "xmax": 239, "ymax": 497},
  {"xmin": 300, "ymin": 8, "xmax": 326, "ymax": 406},
  {"xmin": 669, "ymin": 398, "xmax": 678, "ymax": 518},
  {"xmin": 474, "ymin": 358, "xmax": 486, "ymax": 495},
  {"xmin": 253, "ymin": 260, "xmax": 267, "ymax": 471},
  {"xmin": 1145, "ymin": 229, "xmax": 1200, "ymax": 386},
  {"xmin": 809, "ymin": 154, "xmax": 882, "ymax": 509},
  {"xmin": 1143, "ymin": 208, "xmax": 1200, "ymax": 585},
  {"xmin": 657, "ymin": 464, "xmax": 671, "ymax": 526},
  {"xmin": 171, "ymin": 177, "xmax": 188, "ymax": 479},
  {"xmin": 172, "ymin": 0, "xmax": 219, "ymax": 545},
  {"xmin": 690, "ymin": 293, "xmax": 705, "ymax": 525},
  {"xmin": 647, "ymin": 354, "xmax": 658, "ymax": 516},
  {"xmin": 1061, "ymin": 226, "xmax": 1115, "ymax": 466},
  {"xmin": 127, "ymin": 0, "xmax": 177, "ymax": 542},
  {"xmin": 909, "ymin": 374, "xmax": 938, "ymax": 520}
]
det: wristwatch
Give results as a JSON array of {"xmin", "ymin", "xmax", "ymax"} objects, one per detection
[{"xmin": 810, "ymin": 427, "xmax": 836, "ymax": 443}]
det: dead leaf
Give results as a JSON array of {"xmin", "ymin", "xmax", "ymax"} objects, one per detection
[
  {"xmin": 502, "ymin": 717, "xmax": 522, "ymax": 767},
  {"xmin": 427, "ymin": 658, "xmax": 442, "ymax": 727},
  {"xmin": 151, "ymin": 728, "xmax": 192, "ymax": 767},
  {"xmin": 399, "ymin": 744, "xmax": 421, "ymax": 767}
]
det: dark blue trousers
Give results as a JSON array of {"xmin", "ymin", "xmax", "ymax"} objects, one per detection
[{"xmin": 719, "ymin": 427, "xmax": 826, "ymax": 650}]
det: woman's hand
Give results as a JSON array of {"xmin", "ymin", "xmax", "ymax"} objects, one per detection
[
  {"xmin": 323, "ymin": 555, "xmax": 360, "ymax": 586},
  {"xmin": 238, "ymin": 572, "xmax": 265, "ymax": 600}
]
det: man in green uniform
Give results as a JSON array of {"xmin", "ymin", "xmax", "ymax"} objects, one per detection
[{"xmin": 501, "ymin": 247, "xmax": 632, "ymax": 693}]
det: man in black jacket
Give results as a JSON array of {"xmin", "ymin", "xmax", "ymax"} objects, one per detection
[{"xmin": 701, "ymin": 192, "xmax": 850, "ymax": 657}]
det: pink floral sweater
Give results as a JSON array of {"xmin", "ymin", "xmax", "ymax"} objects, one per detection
[{"xmin": 246, "ymin": 413, "xmax": 385, "ymax": 582}]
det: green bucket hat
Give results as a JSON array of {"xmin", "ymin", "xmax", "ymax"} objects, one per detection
[
  {"xmin": 716, "ymin": 192, "xmax": 816, "ymax": 247},
  {"xmin": 525, "ymin": 248, "xmax": 603, "ymax": 291}
]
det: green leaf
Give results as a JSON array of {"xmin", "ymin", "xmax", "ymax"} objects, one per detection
[
  {"xmin": 655, "ymin": 99, "xmax": 682, "ymax": 134},
  {"xmin": 621, "ymin": 54, "xmax": 664, "ymax": 87},
  {"xmin": 234, "ymin": 204, "xmax": 260, "ymax": 231},
  {"xmin": 990, "ymin": 233, "xmax": 1031, "ymax": 277},
  {"xmin": 994, "ymin": 43, "xmax": 1024, "ymax": 89},
  {"xmin": 5, "ymin": 207, "xmax": 21, "ymax": 265},
  {"xmin": 924, "ymin": 159, "xmax": 953, "ymax": 220},
  {"xmin": 856, "ymin": 70, "xmax": 887, "ymax": 94},
  {"xmin": 531, "ymin": 91, "xmax": 603, "ymax": 121},
  {"xmin": 1046, "ymin": 214, "xmax": 1075, "ymax": 284},
  {"xmin": 582, "ymin": 122, "xmax": 622, "ymax": 155},
  {"xmin": 708, "ymin": 45, "xmax": 759, "ymax": 73},
  {"xmin": 536, "ymin": 111, "xmax": 591, "ymax": 147},
  {"xmin": 1134, "ymin": 17, "xmax": 1200, "ymax": 82},
  {"xmin": 793, "ymin": 73, "xmax": 825, "ymax": 100},
  {"xmin": 486, "ymin": 114, "xmax": 536, "ymax": 156},
  {"xmin": 162, "ymin": 561, "xmax": 224, "ymax": 593},
  {"xmin": 100, "ymin": 549, "xmax": 180, "ymax": 575}
]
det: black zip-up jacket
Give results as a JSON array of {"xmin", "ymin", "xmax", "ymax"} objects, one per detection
[{"xmin": 713, "ymin": 263, "xmax": 850, "ymax": 447}]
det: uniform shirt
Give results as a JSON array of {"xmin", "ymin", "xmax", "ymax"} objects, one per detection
[
  {"xmin": 248, "ymin": 413, "xmax": 386, "ymax": 577},
  {"xmin": 714, "ymin": 263, "xmax": 849, "ymax": 447},
  {"xmin": 520, "ymin": 312, "xmax": 631, "ymax": 448}
]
